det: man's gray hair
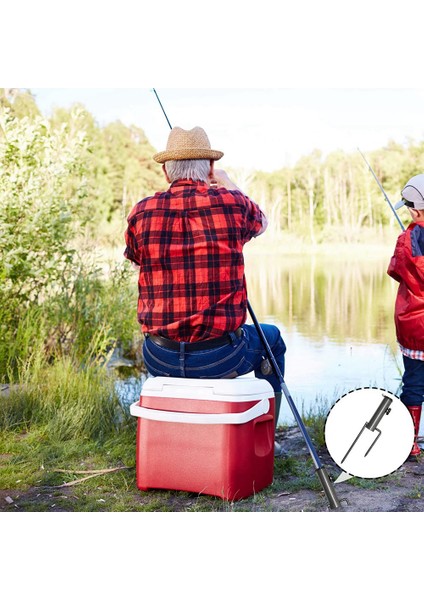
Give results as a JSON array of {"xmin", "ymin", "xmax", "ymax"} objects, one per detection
[{"xmin": 164, "ymin": 159, "xmax": 211, "ymax": 182}]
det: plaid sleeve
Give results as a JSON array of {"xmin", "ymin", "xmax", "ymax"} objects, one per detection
[
  {"xmin": 124, "ymin": 215, "xmax": 140, "ymax": 265},
  {"xmin": 240, "ymin": 194, "xmax": 267, "ymax": 240}
]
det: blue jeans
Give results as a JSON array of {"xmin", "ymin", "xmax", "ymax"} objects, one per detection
[
  {"xmin": 400, "ymin": 355, "xmax": 424, "ymax": 407},
  {"xmin": 142, "ymin": 324, "xmax": 286, "ymax": 394}
]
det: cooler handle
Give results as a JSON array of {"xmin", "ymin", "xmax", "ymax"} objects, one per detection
[{"xmin": 129, "ymin": 398, "xmax": 270, "ymax": 425}]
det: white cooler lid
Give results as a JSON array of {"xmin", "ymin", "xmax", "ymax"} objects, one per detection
[{"xmin": 141, "ymin": 376, "xmax": 274, "ymax": 402}]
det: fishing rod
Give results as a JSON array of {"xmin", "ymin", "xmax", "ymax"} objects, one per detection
[
  {"xmin": 358, "ymin": 148, "xmax": 405, "ymax": 231},
  {"xmin": 152, "ymin": 88, "xmax": 342, "ymax": 510},
  {"xmin": 247, "ymin": 307, "xmax": 341, "ymax": 509},
  {"xmin": 153, "ymin": 88, "xmax": 172, "ymax": 130}
]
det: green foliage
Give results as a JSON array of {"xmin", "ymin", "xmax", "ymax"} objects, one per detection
[
  {"xmin": 44, "ymin": 258, "xmax": 140, "ymax": 363},
  {"xmin": 102, "ymin": 120, "xmax": 164, "ymax": 220},
  {"xmin": 0, "ymin": 106, "xmax": 95, "ymax": 379},
  {"xmin": 47, "ymin": 105, "xmax": 164, "ymax": 242},
  {"xmin": 0, "ymin": 106, "xmax": 89, "ymax": 308},
  {"xmin": 49, "ymin": 104, "xmax": 115, "ymax": 225},
  {"xmin": 0, "ymin": 106, "xmax": 143, "ymax": 381},
  {"xmin": 0, "ymin": 88, "xmax": 40, "ymax": 119}
]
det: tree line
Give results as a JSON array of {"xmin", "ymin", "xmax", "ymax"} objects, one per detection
[
  {"xmin": 249, "ymin": 141, "xmax": 424, "ymax": 244},
  {"xmin": 0, "ymin": 88, "xmax": 164, "ymax": 237},
  {"xmin": 2, "ymin": 87, "xmax": 422, "ymax": 249}
]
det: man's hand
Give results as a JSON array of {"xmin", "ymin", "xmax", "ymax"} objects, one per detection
[
  {"xmin": 211, "ymin": 169, "xmax": 241, "ymax": 191},
  {"xmin": 210, "ymin": 167, "xmax": 267, "ymax": 236}
]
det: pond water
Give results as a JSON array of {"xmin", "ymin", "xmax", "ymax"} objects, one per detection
[
  {"xmin": 244, "ymin": 250, "xmax": 404, "ymax": 426},
  {"xmin": 117, "ymin": 248, "xmax": 419, "ymax": 430}
]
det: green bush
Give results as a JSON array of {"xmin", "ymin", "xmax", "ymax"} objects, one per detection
[
  {"xmin": 0, "ymin": 107, "xmax": 142, "ymax": 379},
  {"xmin": 0, "ymin": 107, "xmax": 89, "ymax": 308}
]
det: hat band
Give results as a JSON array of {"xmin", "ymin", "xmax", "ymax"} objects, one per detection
[{"xmin": 153, "ymin": 148, "xmax": 223, "ymax": 164}]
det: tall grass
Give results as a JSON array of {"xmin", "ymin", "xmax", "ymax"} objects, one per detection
[
  {"xmin": 0, "ymin": 339, "xmax": 129, "ymax": 441},
  {"xmin": 0, "ymin": 307, "xmax": 47, "ymax": 381},
  {"xmin": 43, "ymin": 260, "xmax": 141, "ymax": 365},
  {"xmin": 0, "ymin": 264, "xmax": 141, "ymax": 441},
  {"xmin": 301, "ymin": 396, "xmax": 330, "ymax": 448}
]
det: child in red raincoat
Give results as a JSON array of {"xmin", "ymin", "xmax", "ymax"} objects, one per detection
[{"xmin": 388, "ymin": 174, "xmax": 424, "ymax": 457}]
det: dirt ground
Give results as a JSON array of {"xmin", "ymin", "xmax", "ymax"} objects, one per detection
[{"xmin": 270, "ymin": 426, "xmax": 424, "ymax": 512}]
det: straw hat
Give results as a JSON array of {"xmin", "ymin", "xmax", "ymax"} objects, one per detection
[{"xmin": 153, "ymin": 126, "xmax": 224, "ymax": 163}]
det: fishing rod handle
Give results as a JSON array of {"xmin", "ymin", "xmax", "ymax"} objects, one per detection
[{"xmin": 247, "ymin": 301, "xmax": 284, "ymax": 381}]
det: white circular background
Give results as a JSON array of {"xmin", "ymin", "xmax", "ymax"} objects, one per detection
[{"xmin": 325, "ymin": 388, "xmax": 414, "ymax": 478}]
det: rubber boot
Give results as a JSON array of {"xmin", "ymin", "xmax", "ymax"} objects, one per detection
[
  {"xmin": 406, "ymin": 405, "xmax": 422, "ymax": 457},
  {"xmin": 274, "ymin": 392, "xmax": 284, "ymax": 457}
]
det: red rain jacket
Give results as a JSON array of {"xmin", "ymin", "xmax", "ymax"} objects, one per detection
[{"xmin": 387, "ymin": 220, "xmax": 424, "ymax": 351}]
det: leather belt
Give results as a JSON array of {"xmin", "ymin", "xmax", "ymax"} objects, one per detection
[{"xmin": 147, "ymin": 328, "xmax": 242, "ymax": 351}]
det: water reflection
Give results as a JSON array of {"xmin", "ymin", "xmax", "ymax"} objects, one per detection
[
  {"xmin": 244, "ymin": 252, "xmax": 403, "ymax": 424},
  {"xmin": 245, "ymin": 253, "xmax": 398, "ymax": 346}
]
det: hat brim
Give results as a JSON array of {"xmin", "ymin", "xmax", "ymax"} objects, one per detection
[
  {"xmin": 394, "ymin": 199, "xmax": 406, "ymax": 210},
  {"xmin": 153, "ymin": 149, "xmax": 224, "ymax": 164}
]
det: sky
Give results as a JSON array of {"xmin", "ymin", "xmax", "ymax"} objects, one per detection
[{"xmin": 30, "ymin": 87, "xmax": 424, "ymax": 173}]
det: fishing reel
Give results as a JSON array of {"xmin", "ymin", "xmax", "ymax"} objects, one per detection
[{"xmin": 260, "ymin": 358, "xmax": 273, "ymax": 375}]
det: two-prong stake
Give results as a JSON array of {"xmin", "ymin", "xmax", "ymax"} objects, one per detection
[{"xmin": 341, "ymin": 395, "xmax": 393, "ymax": 464}]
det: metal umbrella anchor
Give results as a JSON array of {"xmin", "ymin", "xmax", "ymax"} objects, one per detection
[
  {"xmin": 152, "ymin": 88, "xmax": 341, "ymax": 509},
  {"xmin": 341, "ymin": 395, "xmax": 393, "ymax": 464},
  {"xmin": 247, "ymin": 302, "xmax": 342, "ymax": 510}
]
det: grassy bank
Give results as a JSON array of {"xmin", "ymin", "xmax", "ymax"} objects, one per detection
[
  {"xmin": 0, "ymin": 378, "xmax": 331, "ymax": 512},
  {"xmin": 1, "ymin": 353, "xmax": 420, "ymax": 513},
  {"xmin": 0, "ymin": 432, "xmax": 325, "ymax": 513},
  {"xmin": 2, "ymin": 389, "xmax": 416, "ymax": 513}
]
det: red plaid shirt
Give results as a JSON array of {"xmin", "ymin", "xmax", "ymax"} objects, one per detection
[{"xmin": 124, "ymin": 179, "xmax": 266, "ymax": 342}]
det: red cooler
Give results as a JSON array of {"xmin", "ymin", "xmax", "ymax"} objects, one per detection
[{"xmin": 130, "ymin": 376, "xmax": 275, "ymax": 501}]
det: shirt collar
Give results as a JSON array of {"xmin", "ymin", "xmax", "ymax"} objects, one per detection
[
  {"xmin": 408, "ymin": 220, "xmax": 424, "ymax": 229},
  {"xmin": 169, "ymin": 179, "xmax": 209, "ymax": 192}
]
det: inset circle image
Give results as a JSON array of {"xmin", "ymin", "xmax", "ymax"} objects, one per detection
[{"xmin": 325, "ymin": 388, "xmax": 414, "ymax": 479}]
